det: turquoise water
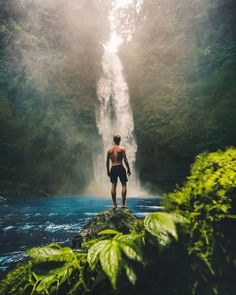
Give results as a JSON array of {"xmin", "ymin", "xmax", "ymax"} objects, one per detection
[{"xmin": 0, "ymin": 195, "xmax": 162, "ymax": 277}]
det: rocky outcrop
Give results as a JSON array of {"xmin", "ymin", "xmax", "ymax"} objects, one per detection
[{"xmin": 72, "ymin": 208, "xmax": 139, "ymax": 249}]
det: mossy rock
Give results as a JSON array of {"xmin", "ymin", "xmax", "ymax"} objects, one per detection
[{"xmin": 72, "ymin": 208, "xmax": 139, "ymax": 249}]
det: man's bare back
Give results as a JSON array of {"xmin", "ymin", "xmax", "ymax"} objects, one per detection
[{"xmin": 107, "ymin": 145, "xmax": 126, "ymax": 166}]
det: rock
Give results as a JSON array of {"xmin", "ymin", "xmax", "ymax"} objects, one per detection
[{"xmin": 72, "ymin": 208, "xmax": 139, "ymax": 249}]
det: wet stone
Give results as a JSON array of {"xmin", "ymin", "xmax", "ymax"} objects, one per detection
[{"xmin": 72, "ymin": 208, "xmax": 139, "ymax": 249}]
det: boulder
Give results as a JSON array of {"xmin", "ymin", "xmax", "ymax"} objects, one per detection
[{"xmin": 72, "ymin": 208, "xmax": 139, "ymax": 249}]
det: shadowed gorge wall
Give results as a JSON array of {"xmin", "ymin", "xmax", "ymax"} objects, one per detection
[
  {"xmin": 0, "ymin": 0, "xmax": 110, "ymax": 195},
  {"xmin": 120, "ymin": 0, "xmax": 236, "ymax": 191}
]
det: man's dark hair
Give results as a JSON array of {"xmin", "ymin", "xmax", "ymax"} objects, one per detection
[{"xmin": 113, "ymin": 135, "xmax": 121, "ymax": 144}]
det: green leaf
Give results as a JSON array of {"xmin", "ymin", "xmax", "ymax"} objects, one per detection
[
  {"xmin": 31, "ymin": 263, "xmax": 75, "ymax": 294},
  {"xmin": 144, "ymin": 212, "xmax": 178, "ymax": 246},
  {"xmin": 27, "ymin": 244, "xmax": 73, "ymax": 263},
  {"xmin": 98, "ymin": 229, "xmax": 121, "ymax": 236},
  {"xmin": 100, "ymin": 240, "xmax": 121, "ymax": 289},
  {"xmin": 120, "ymin": 243, "xmax": 142, "ymax": 262},
  {"xmin": 88, "ymin": 233, "xmax": 144, "ymax": 289},
  {"xmin": 124, "ymin": 263, "xmax": 137, "ymax": 285},
  {"xmin": 87, "ymin": 240, "xmax": 110, "ymax": 270}
]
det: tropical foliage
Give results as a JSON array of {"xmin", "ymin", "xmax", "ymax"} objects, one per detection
[
  {"xmin": 0, "ymin": 212, "xmax": 179, "ymax": 295},
  {"xmin": 0, "ymin": 0, "xmax": 109, "ymax": 195},
  {"xmin": 165, "ymin": 147, "xmax": 236, "ymax": 294}
]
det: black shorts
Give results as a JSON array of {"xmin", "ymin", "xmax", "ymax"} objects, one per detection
[{"xmin": 110, "ymin": 165, "xmax": 128, "ymax": 184}]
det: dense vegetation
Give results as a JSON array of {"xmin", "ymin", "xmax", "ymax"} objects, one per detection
[
  {"xmin": 0, "ymin": 147, "xmax": 235, "ymax": 294},
  {"xmin": 165, "ymin": 147, "xmax": 236, "ymax": 294},
  {"xmin": 0, "ymin": 0, "xmax": 109, "ymax": 195},
  {"xmin": 0, "ymin": 0, "xmax": 235, "ymax": 194},
  {"xmin": 121, "ymin": 0, "xmax": 236, "ymax": 190}
]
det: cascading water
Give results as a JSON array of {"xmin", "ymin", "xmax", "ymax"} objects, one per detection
[{"xmin": 88, "ymin": 0, "xmax": 145, "ymax": 196}]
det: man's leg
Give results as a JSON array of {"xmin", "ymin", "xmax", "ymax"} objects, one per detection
[
  {"xmin": 111, "ymin": 182, "xmax": 117, "ymax": 208},
  {"xmin": 121, "ymin": 183, "xmax": 127, "ymax": 208}
]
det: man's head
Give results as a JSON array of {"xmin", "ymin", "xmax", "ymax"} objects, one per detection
[{"xmin": 113, "ymin": 135, "xmax": 121, "ymax": 145}]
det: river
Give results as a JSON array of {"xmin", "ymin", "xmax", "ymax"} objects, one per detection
[{"xmin": 0, "ymin": 195, "xmax": 162, "ymax": 278}]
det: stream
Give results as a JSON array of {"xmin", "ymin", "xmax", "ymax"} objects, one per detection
[{"xmin": 0, "ymin": 195, "xmax": 162, "ymax": 278}]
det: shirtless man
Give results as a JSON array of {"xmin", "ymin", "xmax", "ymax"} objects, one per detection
[{"xmin": 106, "ymin": 135, "xmax": 131, "ymax": 209}]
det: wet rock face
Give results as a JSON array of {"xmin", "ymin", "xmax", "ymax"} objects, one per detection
[{"xmin": 72, "ymin": 208, "xmax": 139, "ymax": 249}]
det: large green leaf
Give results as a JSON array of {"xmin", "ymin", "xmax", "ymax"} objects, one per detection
[
  {"xmin": 100, "ymin": 240, "xmax": 121, "ymax": 289},
  {"xmin": 144, "ymin": 212, "xmax": 178, "ymax": 246},
  {"xmin": 87, "ymin": 240, "xmax": 110, "ymax": 270},
  {"xmin": 88, "ymin": 234, "xmax": 143, "ymax": 289},
  {"xmin": 27, "ymin": 244, "xmax": 74, "ymax": 263}
]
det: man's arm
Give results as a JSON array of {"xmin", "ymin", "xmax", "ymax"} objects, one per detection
[
  {"xmin": 123, "ymin": 149, "xmax": 131, "ymax": 176},
  {"xmin": 106, "ymin": 151, "xmax": 111, "ymax": 177}
]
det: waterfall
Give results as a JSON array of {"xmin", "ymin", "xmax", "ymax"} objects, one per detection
[{"xmin": 87, "ymin": 1, "xmax": 145, "ymax": 196}]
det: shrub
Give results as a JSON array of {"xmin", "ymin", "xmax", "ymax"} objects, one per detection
[{"xmin": 165, "ymin": 147, "xmax": 236, "ymax": 295}]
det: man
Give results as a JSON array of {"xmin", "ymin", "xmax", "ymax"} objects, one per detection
[{"xmin": 106, "ymin": 135, "xmax": 131, "ymax": 209}]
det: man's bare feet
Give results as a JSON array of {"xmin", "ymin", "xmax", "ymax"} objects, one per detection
[
  {"xmin": 112, "ymin": 204, "xmax": 117, "ymax": 209},
  {"xmin": 121, "ymin": 204, "xmax": 128, "ymax": 208}
]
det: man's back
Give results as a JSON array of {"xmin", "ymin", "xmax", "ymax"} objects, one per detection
[{"xmin": 107, "ymin": 145, "xmax": 125, "ymax": 166}]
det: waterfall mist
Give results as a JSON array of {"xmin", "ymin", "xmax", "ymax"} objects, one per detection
[{"xmin": 86, "ymin": 0, "xmax": 149, "ymax": 197}]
